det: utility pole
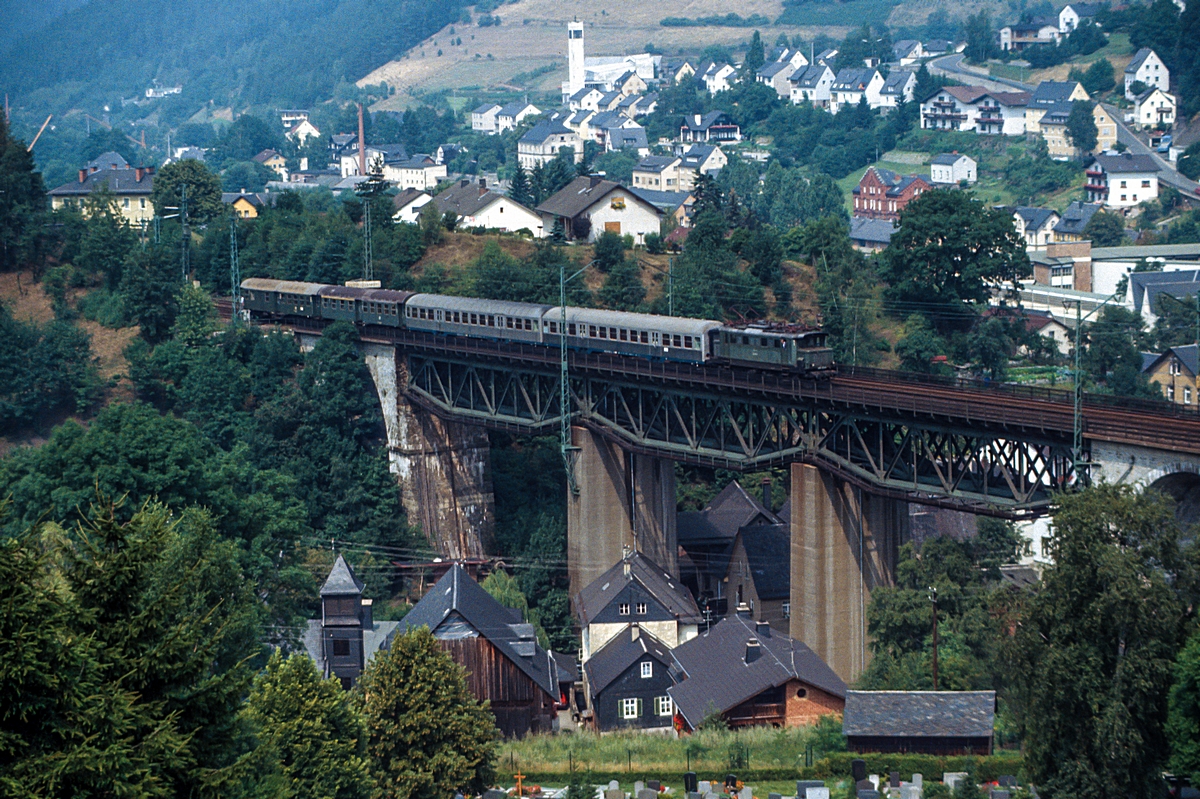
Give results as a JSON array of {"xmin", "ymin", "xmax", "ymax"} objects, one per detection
[
  {"xmin": 179, "ymin": 184, "xmax": 189, "ymax": 282},
  {"xmin": 667, "ymin": 256, "xmax": 674, "ymax": 317},
  {"xmin": 929, "ymin": 586, "xmax": 939, "ymax": 691},
  {"xmin": 230, "ymin": 213, "xmax": 241, "ymax": 322}
]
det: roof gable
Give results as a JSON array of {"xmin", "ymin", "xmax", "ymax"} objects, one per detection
[
  {"xmin": 321, "ymin": 555, "xmax": 365, "ymax": 596},
  {"xmin": 536, "ymin": 176, "xmax": 661, "ymax": 220},
  {"xmin": 573, "ymin": 551, "xmax": 702, "ymax": 626},
  {"xmin": 584, "ymin": 628, "xmax": 676, "ymax": 695},
  {"xmin": 734, "ymin": 524, "xmax": 790, "ymax": 600}
]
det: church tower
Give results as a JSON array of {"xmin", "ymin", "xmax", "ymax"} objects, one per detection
[{"xmin": 566, "ymin": 21, "xmax": 585, "ymax": 98}]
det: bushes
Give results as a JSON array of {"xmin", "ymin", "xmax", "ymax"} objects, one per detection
[{"xmin": 808, "ymin": 752, "xmax": 1023, "ymax": 782}]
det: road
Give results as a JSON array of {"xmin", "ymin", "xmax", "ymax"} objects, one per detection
[{"xmin": 929, "ymin": 54, "xmax": 1200, "ymax": 199}]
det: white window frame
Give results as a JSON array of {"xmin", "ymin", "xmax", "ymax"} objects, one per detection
[
  {"xmin": 636, "ymin": 602, "xmax": 647, "ymax": 615},
  {"xmin": 618, "ymin": 603, "xmax": 630, "ymax": 616},
  {"xmin": 640, "ymin": 661, "xmax": 653, "ymax": 679},
  {"xmin": 655, "ymin": 696, "xmax": 673, "ymax": 716},
  {"xmin": 620, "ymin": 698, "xmax": 641, "ymax": 719}
]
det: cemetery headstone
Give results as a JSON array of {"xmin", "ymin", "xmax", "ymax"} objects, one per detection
[
  {"xmin": 869, "ymin": 776, "xmax": 880, "ymax": 792},
  {"xmin": 857, "ymin": 791, "xmax": 881, "ymax": 799},
  {"xmin": 739, "ymin": 787, "xmax": 753, "ymax": 799},
  {"xmin": 911, "ymin": 776, "xmax": 923, "ymax": 789},
  {"xmin": 699, "ymin": 783, "xmax": 711, "ymax": 794},
  {"xmin": 485, "ymin": 790, "xmax": 507, "ymax": 799},
  {"xmin": 997, "ymin": 777, "xmax": 1017, "ymax": 789},
  {"xmin": 890, "ymin": 774, "xmax": 900, "ymax": 789},
  {"xmin": 610, "ymin": 783, "xmax": 621, "ymax": 792},
  {"xmin": 797, "ymin": 782, "xmax": 825, "ymax": 795},
  {"xmin": 648, "ymin": 783, "xmax": 661, "ymax": 792},
  {"xmin": 943, "ymin": 775, "xmax": 968, "ymax": 792},
  {"xmin": 852, "ymin": 761, "xmax": 867, "ymax": 783},
  {"xmin": 635, "ymin": 782, "xmax": 645, "ymax": 795},
  {"xmin": 638, "ymin": 789, "xmax": 658, "ymax": 799},
  {"xmin": 990, "ymin": 792, "xmax": 1009, "ymax": 799},
  {"xmin": 605, "ymin": 789, "xmax": 624, "ymax": 799},
  {"xmin": 726, "ymin": 776, "xmax": 739, "ymax": 790},
  {"xmin": 807, "ymin": 788, "xmax": 830, "ymax": 799},
  {"xmin": 901, "ymin": 787, "xmax": 921, "ymax": 799}
]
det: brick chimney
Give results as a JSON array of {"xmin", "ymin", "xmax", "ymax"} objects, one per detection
[
  {"xmin": 78, "ymin": 168, "xmax": 87, "ymax": 183},
  {"xmin": 135, "ymin": 167, "xmax": 144, "ymax": 182}
]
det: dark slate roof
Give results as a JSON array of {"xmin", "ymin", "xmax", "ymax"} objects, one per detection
[
  {"xmin": 571, "ymin": 87, "xmax": 599, "ymax": 102},
  {"xmin": 681, "ymin": 144, "xmax": 718, "ymax": 169},
  {"xmin": 924, "ymin": 40, "xmax": 954, "ymax": 54},
  {"xmin": 842, "ymin": 690, "xmax": 996, "ymax": 738},
  {"xmin": 630, "ymin": 188, "xmax": 691, "ymax": 212},
  {"xmin": 537, "ymin": 176, "xmax": 659, "ymax": 220},
  {"xmin": 681, "ymin": 111, "xmax": 733, "ymax": 132},
  {"xmin": 928, "ymin": 85, "xmax": 988, "ymax": 104},
  {"xmin": 552, "ymin": 650, "xmax": 580, "ymax": 683},
  {"xmin": 832, "ymin": 68, "xmax": 879, "ymax": 91},
  {"xmin": 1144, "ymin": 345, "xmax": 1200, "ymax": 377},
  {"xmin": 635, "ymin": 155, "xmax": 679, "ymax": 174},
  {"xmin": 519, "ymin": 119, "xmax": 575, "ymax": 145},
  {"xmin": 584, "ymin": 628, "xmax": 677, "ymax": 696},
  {"xmin": 678, "ymin": 481, "xmax": 781, "ymax": 546},
  {"xmin": 321, "ymin": 555, "xmax": 365, "ymax": 596},
  {"xmin": 849, "ymin": 216, "xmax": 896, "ymax": 244},
  {"xmin": 473, "ymin": 102, "xmax": 501, "ymax": 114},
  {"xmin": 880, "ymin": 70, "xmax": 915, "ymax": 96},
  {"xmin": 1129, "ymin": 270, "xmax": 1200, "ymax": 315},
  {"xmin": 736, "ymin": 524, "xmax": 790, "ymax": 600},
  {"xmin": 302, "ymin": 618, "xmax": 400, "ymax": 676},
  {"xmin": 49, "ymin": 167, "xmax": 155, "ymax": 196},
  {"xmin": 369, "ymin": 143, "xmax": 410, "ymax": 164},
  {"xmin": 433, "ymin": 179, "xmax": 511, "ymax": 217},
  {"xmin": 1126, "ymin": 47, "xmax": 1155, "ymax": 74},
  {"xmin": 400, "ymin": 564, "xmax": 559, "ymax": 697},
  {"xmin": 931, "ymin": 152, "xmax": 969, "ymax": 165},
  {"xmin": 668, "ymin": 614, "xmax": 846, "ymax": 726},
  {"xmin": 252, "ymin": 148, "xmax": 282, "ymax": 163},
  {"xmin": 85, "ymin": 151, "xmax": 129, "ymax": 171},
  {"xmin": 1014, "ymin": 206, "xmax": 1058, "ymax": 231},
  {"xmin": 758, "ymin": 61, "xmax": 792, "ymax": 79},
  {"xmin": 1030, "ymin": 81, "xmax": 1082, "ymax": 106},
  {"xmin": 498, "ymin": 101, "xmax": 535, "ymax": 118},
  {"xmin": 609, "ymin": 127, "xmax": 648, "ymax": 152},
  {"xmin": 1065, "ymin": 3, "xmax": 1105, "ymax": 19},
  {"xmin": 790, "ymin": 65, "xmax": 832, "ymax": 87},
  {"xmin": 1094, "ymin": 152, "xmax": 1159, "ymax": 174},
  {"xmin": 893, "ymin": 40, "xmax": 921, "ymax": 58},
  {"xmin": 392, "ymin": 186, "xmax": 430, "ymax": 210},
  {"xmin": 574, "ymin": 551, "xmax": 703, "ymax": 627},
  {"xmin": 1053, "ymin": 201, "xmax": 1102, "ymax": 235},
  {"xmin": 1142, "ymin": 351, "xmax": 1161, "ymax": 373},
  {"xmin": 221, "ymin": 191, "xmax": 271, "ymax": 207}
]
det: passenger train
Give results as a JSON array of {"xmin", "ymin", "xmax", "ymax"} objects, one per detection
[{"xmin": 240, "ymin": 278, "xmax": 834, "ymax": 374}]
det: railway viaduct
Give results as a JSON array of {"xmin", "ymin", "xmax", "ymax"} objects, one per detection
[{"xmin": 282, "ymin": 320, "xmax": 1200, "ymax": 683}]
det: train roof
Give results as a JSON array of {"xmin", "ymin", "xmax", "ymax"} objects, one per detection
[
  {"xmin": 362, "ymin": 288, "xmax": 416, "ymax": 303},
  {"xmin": 408, "ymin": 294, "xmax": 553, "ymax": 318},
  {"xmin": 549, "ymin": 307, "xmax": 721, "ymax": 336},
  {"xmin": 241, "ymin": 278, "xmax": 324, "ymax": 295}
]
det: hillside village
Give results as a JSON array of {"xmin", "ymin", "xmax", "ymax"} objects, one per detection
[{"xmin": 6, "ymin": 0, "xmax": 1200, "ymax": 797}]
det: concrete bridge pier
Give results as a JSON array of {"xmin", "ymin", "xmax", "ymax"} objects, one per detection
[
  {"xmin": 362, "ymin": 344, "xmax": 494, "ymax": 558},
  {"xmin": 789, "ymin": 462, "xmax": 908, "ymax": 685},
  {"xmin": 567, "ymin": 426, "xmax": 678, "ymax": 599}
]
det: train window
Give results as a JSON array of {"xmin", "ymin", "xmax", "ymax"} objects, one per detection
[
  {"xmin": 470, "ymin": 313, "xmax": 478, "ymax": 325},
  {"xmin": 619, "ymin": 329, "xmax": 627, "ymax": 342},
  {"xmin": 673, "ymin": 334, "xmax": 682, "ymax": 348},
  {"xmin": 651, "ymin": 332, "xmax": 660, "ymax": 345},
  {"xmin": 548, "ymin": 321, "xmax": 557, "ymax": 333},
  {"xmin": 761, "ymin": 338, "xmax": 769, "ymax": 347},
  {"xmin": 684, "ymin": 336, "xmax": 693, "ymax": 349},
  {"xmin": 569, "ymin": 323, "xmax": 577, "ymax": 336},
  {"xmin": 609, "ymin": 327, "xmax": 617, "ymax": 339},
  {"xmin": 599, "ymin": 327, "xmax": 607, "ymax": 339},
  {"xmin": 589, "ymin": 325, "xmax": 597, "ymax": 337},
  {"xmin": 488, "ymin": 316, "xmax": 495, "ymax": 327},
  {"xmin": 640, "ymin": 331, "xmax": 649, "ymax": 344},
  {"xmin": 506, "ymin": 317, "xmax": 514, "ymax": 329},
  {"xmin": 524, "ymin": 319, "xmax": 532, "ymax": 331},
  {"xmin": 742, "ymin": 335, "xmax": 750, "ymax": 345}
]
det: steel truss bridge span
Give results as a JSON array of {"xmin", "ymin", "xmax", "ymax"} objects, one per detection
[{"xmin": 270, "ymin": 316, "xmax": 1200, "ymax": 516}]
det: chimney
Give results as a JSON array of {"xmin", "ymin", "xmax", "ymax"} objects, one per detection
[
  {"xmin": 479, "ymin": 178, "xmax": 486, "ymax": 190},
  {"xmin": 78, "ymin": 168, "xmax": 87, "ymax": 183},
  {"xmin": 90, "ymin": 165, "xmax": 99, "ymax": 173},
  {"xmin": 145, "ymin": 165, "xmax": 154, "ymax": 175},
  {"xmin": 760, "ymin": 476, "xmax": 771, "ymax": 510},
  {"xmin": 357, "ymin": 102, "xmax": 366, "ymax": 176},
  {"xmin": 360, "ymin": 598, "xmax": 373, "ymax": 629},
  {"xmin": 745, "ymin": 638, "xmax": 762, "ymax": 664},
  {"xmin": 135, "ymin": 167, "xmax": 144, "ymax": 182},
  {"xmin": 631, "ymin": 623, "xmax": 640, "ymax": 640},
  {"xmin": 755, "ymin": 620, "xmax": 771, "ymax": 638},
  {"xmin": 461, "ymin": 178, "xmax": 470, "ymax": 187},
  {"xmin": 736, "ymin": 601, "xmax": 752, "ymax": 619}
]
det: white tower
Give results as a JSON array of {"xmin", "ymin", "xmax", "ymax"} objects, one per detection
[{"xmin": 567, "ymin": 21, "xmax": 585, "ymax": 98}]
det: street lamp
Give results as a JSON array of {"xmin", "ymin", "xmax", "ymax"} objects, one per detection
[
  {"xmin": 559, "ymin": 258, "xmax": 598, "ymax": 495},
  {"xmin": 1061, "ymin": 289, "xmax": 1123, "ymax": 471}
]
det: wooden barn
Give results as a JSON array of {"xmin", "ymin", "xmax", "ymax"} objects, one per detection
[
  {"xmin": 400, "ymin": 565, "xmax": 560, "ymax": 738},
  {"xmin": 842, "ymin": 690, "xmax": 996, "ymax": 755}
]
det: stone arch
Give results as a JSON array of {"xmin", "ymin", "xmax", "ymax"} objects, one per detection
[{"xmin": 1144, "ymin": 467, "xmax": 1200, "ymax": 530}]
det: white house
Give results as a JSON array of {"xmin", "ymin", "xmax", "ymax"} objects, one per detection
[
  {"xmin": 432, "ymin": 178, "xmax": 544, "ymax": 236},
  {"xmin": 568, "ymin": 87, "xmax": 605, "ymax": 111},
  {"xmin": 284, "ymin": 119, "xmax": 322, "ymax": 144},
  {"xmin": 1012, "ymin": 206, "xmax": 1061, "ymax": 248},
  {"xmin": 1085, "ymin": 152, "xmax": 1160, "ymax": 209},
  {"xmin": 892, "ymin": 40, "xmax": 925, "ymax": 65},
  {"xmin": 789, "ymin": 64, "xmax": 835, "ymax": 107},
  {"xmin": 999, "ymin": 21, "xmax": 1061, "ymax": 51},
  {"xmin": 771, "ymin": 46, "xmax": 810, "ymax": 70},
  {"xmin": 1058, "ymin": 2, "xmax": 1104, "ymax": 32},
  {"xmin": 698, "ymin": 61, "xmax": 738, "ymax": 94},
  {"xmin": 471, "ymin": 103, "xmax": 502, "ymax": 134},
  {"xmin": 517, "ymin": 119, "xmax": 583, "ymax": 169},
  {"xmin": 496, "ymin": 101, "xmax": 541, "ymax": 133},
  {"xmin": 921, "ymin": 86, "xmax": 1029, "ymax": 134},
  {"xmin": 392, "ymin": 188, "xmax": 432, "ymax": 224},
  {"xmin": 756, "ymin": 61, "xmax": 797, "ymax": 100},
  {"xmin": 1125, "ymin": 48, "xmax": 1170, "ymax": 100},
  {"xmin": 1135, "ymin": 87, "xmax": 1177, "ymax": 128},
  {"xmin": 829, "ymin": 68, "xmax": 884, "ymax": 114},
  {"xmin": 930, "ymin": 152, "xmax": 977, "ymax": 184},
  {"xmin": 877, "ymin": 70, "xmax": 917, "ymax": 109},
  {"xmin": 536, "ymin": 175, "xmax": 662, "ymax": 245},
  {"xmin": 382, "ymin": 154, "xmax": 447, "ymax": 191}
]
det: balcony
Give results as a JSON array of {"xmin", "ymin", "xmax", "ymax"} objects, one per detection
[
  {"xmin": 1085, "ymin": 183, "xmax": 1109, "ymax": 194},
  {"xmin": 1085, "ymin": 167, "xmax": 1104, "ymax": 177}
]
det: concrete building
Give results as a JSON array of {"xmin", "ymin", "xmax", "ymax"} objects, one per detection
[
  {"xmin": 471, "ymin": 103, "xmax": 502, "ymax": 134},
  {"xmin": 919, "ymin": 86, "xmax": 1028, "ymax": 134}
]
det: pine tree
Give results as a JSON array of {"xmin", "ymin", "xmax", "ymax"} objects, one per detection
[
  {"xmin": 0, "ymin": 113, "xmax": 46, "ymax": 272},
  {"xmin": 244, "ymin": 651, "xmax": 370, "ymax": 799},
  {"xmin": 599, "ymin": 258, "xmax": 647, "ymax": 311},
  {"xmin": 744, "ymin": 30, "xmax": 765, "ymax": 75},
  {"xmin": 509, "ymin": 164, "xmax": 534, "ymax": 209},
  {"xmin": 530, "ymin": 163, "xmax": 546, "ymax": 205},
  {"xmin": 357, "ymin": 627, "xmax": 498, "ymax": 799}
]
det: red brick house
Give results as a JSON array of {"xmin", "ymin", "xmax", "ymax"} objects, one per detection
[{"xmin": 852, "ymin": 167, "xmax": 931, "ymax": 221}]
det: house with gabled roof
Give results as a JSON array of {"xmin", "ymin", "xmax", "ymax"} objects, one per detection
[
  {"xmin": 518, "ymin": 119, "xmax": 583, "ymax": 168},
  {"xmin": 662, "ymin": 59, "xmax": 696, "ymax": 84},
  {"xmin": 849, "ymin": 216, "xmax": 896, "ymax": 252},
  {"xmin": 679, "ymin": 111, "xmax": 740, "ymax": 143},
  {"xmin": 400, "ymin": 564, "xmax": 560, "ymax": 737},
  {"xmin": 999, "ymin": 18, "xmax": 1061, "ymax": 51},
  {"xmin": 574, "ymin": 548, "xmax": 703, "ymax": 662},
  {"xmin": 829, "ymin": 68, "xmax": 884, "ymax": 113},
  {"xmin": 697, "ymin": 61, "xmax": 738, "ymax": 94},
  {"xmin": 853, "ymin": 166, "xmax": 930, "ymax": 221},
  {"xmin": 1125, "ymin": 48, "xmax": 1170, "ymax": 99},
  {"xmin": 679, "ymin": 143, "xmax": 726, "ymax": 174},
  {"xmin": 1143, "ymin": 344, "xmax": 1199, "ymax": 405},
  {"xmin": 1025, "ymin": 80, "xmax": 1089, "ymax": 132},
  {"xmin": 677, "ymin": 481, "xmax": 781, "ymax": 611},
  {"xmin": 877, "ymin": 70, "xmax": 917, "ymax": 109},
  {"xmin": 930, "ymin": 152, "xmax": 976, "ymax": 184},
  {"xmin": 757, "ymin": 61, "xmax": 798, "ymax": 99},
  {"xmin": 569, "ymin": 86, "xmax": 604, "ymax": 112},
  {"xmin": 1012, "ymin": 206, "xmax": 1061, "ymax": 247},
  {"xmin": 496, "ymin": 101, "xmax": 541, "ymax": 133},
  {"xmin": 1053, "ymin": 200, "xmax": 1102, "ymax": 241},
  {"xmin": 48, "ymin": 162, "xmax": 156, "ymax": 225},
  {"xmin": 1059, "ymin": 2, "xmax": 1105, "ymax": 32},
  {"xmin": 613, "ymin": 70, "xmax": 647, "ymax": 96},
  {"xmin": 843, "ymin": 691, "xmax": 996, "ymax": 754},
  {"xmin": 253, "ymin": 148, "xmax": 288, "ymax": 180},
  {"xmin": 391, "ymin": 187, "xmax": 433, "ymax": 223},
  {"xmin": 789, "ymin": 64, "xmax": 836, "ymax": 107},
  {"xmin": 471, "ymin": 103, "xmax": 503, "ymax": 134},
  {"xmin": 893, "ymin": 40, "xmax": 925, "ymax": 65},
  {"xmin": 1086, "ymin": 151, "xmax": 1159, "ymax": 207},
  {"xmin": 432, "ymin": 178, "xmax": 543, "ymax": 235},
  {"xmin": 770, "ymin": 46, "xmax": 809, "ymax": 70},
  {"xmin": 724, "ymin": 523, "xmax": 791, "ymax": 632},
  {"xmin": 815, "ymin": 48, "xmax": 839, "ymax": 66},
  {"xmin": 1134, "ymin": 86, "xmax": 1175, "ymax": 128},
  {"xmin": 668, "ymin": 610, "xmax": 846, "ymax": 730},
  {"xmin": 302, "ymin": 555, "xmax": 400, "ymax": 690},
  {"xmin": 584, "ymin": 626, "xmax": 681, "ymax": 731}
]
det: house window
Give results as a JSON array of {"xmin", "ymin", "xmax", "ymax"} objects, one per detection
[
  {"xmin": 619, "ymin": 603, "xmax": 630, "ymax": 615},
  {"xmin": 331, "ymin": 639, "xmax": 350, "ymax": 657},
  {"xmin": 1169, "ymin": 385, "xmax": 1176, "ymax": 401},
  {"xmin": 1142, "ymin": 180, "xmax": 1151, "ymax": 188},
  {"xmin": 641, "ymin": 661, "xmax": 653, "ymax": 679},
  {"xmin": 655, "ymin": 696, "xmax": 673, "ymax": 716},
  {"xmin": 1186, "ymin": 387, "xmax": 1193, "ymax": 404},
  {"xmin": 783, "ymin": 601, "xmax": 791, "ymax": 618},
  {"xmin": 1120, "ymin": 180, "xmax": 1127, "ymax": 188},
  {"xmin": 1171, "ymin": 361, "xmax": 1182, "ymax": 375},
  {"xmin": 123, "ymin": 198, "xmax": 130, "ymax": 208},
  {"xmin": 636, "ymin": 602, "xmax": 647, "ymax": 614},
  {"xmin": 620, "ymin": 698, "xmax": 642, "ymax": 719}
]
